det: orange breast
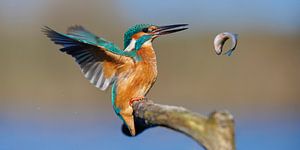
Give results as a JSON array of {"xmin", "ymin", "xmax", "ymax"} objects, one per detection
[{"xmin": 114, "ymin": 46, "xmax": 157, "ymax": 110}]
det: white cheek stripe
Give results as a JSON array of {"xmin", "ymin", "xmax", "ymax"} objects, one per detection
[{"xmin": 124, "ymin": 39, "xmax": 136, "ymax": 52}]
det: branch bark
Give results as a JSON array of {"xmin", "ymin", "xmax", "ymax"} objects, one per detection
[{"xmin": 122, "ymin": 100, "xmax": 236, "ymax": 150}]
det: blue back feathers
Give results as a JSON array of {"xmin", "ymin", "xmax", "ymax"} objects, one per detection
[{"xmin": 44, "ymin": 24, "xmax": 156, "ymax": 63}]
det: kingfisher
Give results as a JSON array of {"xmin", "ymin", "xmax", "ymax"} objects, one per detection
[{"xmin": 43, "ymin": 23, "xmax": 188, "ymax": 136}]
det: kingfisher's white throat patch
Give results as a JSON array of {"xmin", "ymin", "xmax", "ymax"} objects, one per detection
[
  {"xmin": 142, "ymin": 40, "xmax": 152, "ymax": 47},
  {"xmin": 124, "ymin": 39, "xmax": 136, "ymax": 52},
  {"xmin": 124, "ymin": 38, "xmax": 153, "ymax": 52}
]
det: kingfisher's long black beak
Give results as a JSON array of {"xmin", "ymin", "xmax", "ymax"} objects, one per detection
[{"xmin": 153, "ymin": 24, "xmax": 188, "ymax": 35}]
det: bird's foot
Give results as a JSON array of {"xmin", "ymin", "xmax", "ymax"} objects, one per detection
[{"xmin": 129, "ymin": 96, "xmax": 146, "ymax": 106}]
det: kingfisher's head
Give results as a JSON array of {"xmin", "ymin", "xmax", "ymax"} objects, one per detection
[{"xmin": 123, "ymin": 24, "xmax": 188, "ymax": 51}]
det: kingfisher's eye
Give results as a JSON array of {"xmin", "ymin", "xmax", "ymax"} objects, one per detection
[{"xmin": 142, "ymin": 28, "xmax": 149, "ymax": 33}]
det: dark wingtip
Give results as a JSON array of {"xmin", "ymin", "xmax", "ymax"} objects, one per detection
[
  {"xmin": 67, "ymin": 25, "xmax": 85, "ymax": 34},
  {"xmin": 41, "ymin": 26, "xmax": 65, "ymax": 44},
  {"xmin": 41, "ymin": 26, "xmax": 54, "ymax": 36},
  {"xmin": 41, "ymin": 25, "xmax": 50, "ymax": 32}
]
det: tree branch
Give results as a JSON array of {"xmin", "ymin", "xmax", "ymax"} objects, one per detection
[{"xmin": 122, "ymin": 99, "xmax": 236, "ymax": 150}]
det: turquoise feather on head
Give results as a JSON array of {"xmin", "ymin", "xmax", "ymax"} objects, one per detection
[
  {"xmin": 135, "ymin": 35, "xmax": 152, "ymax": 50},
  {"xmin": 123, "ymin": 24, "xmax": 154, "ymax": 49}
]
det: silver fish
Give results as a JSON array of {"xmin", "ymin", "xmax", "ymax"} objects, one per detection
[{"xmin": 214, "ymin": 32, "xmax": 238, "ymax": 56}]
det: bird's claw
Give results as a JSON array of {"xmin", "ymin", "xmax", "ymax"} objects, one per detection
[{"xmin": 129, "ymin": 96, "xmax": 146, "ymax": 106}]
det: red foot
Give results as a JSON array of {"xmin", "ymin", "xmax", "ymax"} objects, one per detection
[{"xmin": 129, "ymin": 96, "xmax": 145, "ymax": 106}]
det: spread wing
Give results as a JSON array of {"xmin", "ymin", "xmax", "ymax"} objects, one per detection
[{"xmin": 43, "ymin": 26, "xmax": 133, "ymax": 90}]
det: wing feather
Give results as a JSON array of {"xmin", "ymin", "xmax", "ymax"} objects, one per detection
[{"xmin": 43, "ymin": 26, "xmax": 133, "ymax": 90}]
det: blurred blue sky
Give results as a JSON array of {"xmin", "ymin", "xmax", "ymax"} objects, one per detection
[
  {"xmin": 0, "ymin": 0, "xmax": 299, "ymax": 33},
  {"xmin": 116, "ymin": 0, "xmax": 300, "ymax": 34}
]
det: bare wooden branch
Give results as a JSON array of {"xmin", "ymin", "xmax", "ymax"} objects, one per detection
[{"xmin": 122, "ymin": 100, "xmax": 236, "ymax": 150}]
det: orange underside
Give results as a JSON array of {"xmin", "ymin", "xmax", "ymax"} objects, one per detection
[{"xmin": 112, "ymin": 44, "xmax": 158, "ymax": 135}]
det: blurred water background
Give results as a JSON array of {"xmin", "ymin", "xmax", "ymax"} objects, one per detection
[{"xmin": 0, "ymin": 0, "xmax": 299, "ymax": 149}]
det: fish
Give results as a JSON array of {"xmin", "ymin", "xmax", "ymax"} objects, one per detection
[{"xmin": 213, "ymin": 32, "xmax": 238, "ymax": 56}]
